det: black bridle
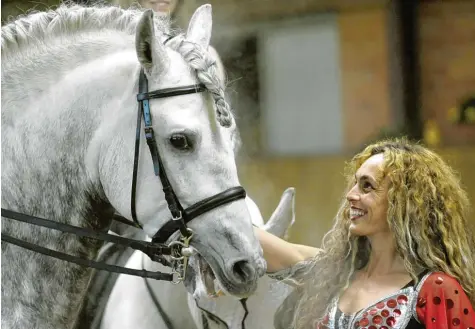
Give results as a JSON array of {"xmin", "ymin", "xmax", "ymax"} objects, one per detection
[
  {"xmin": 1, "ymin": 68, "xmax": 246, "ymax": 282},
  {"xmin": 133, "ymin": 69, "xmax": 246, "ymax": 244}
]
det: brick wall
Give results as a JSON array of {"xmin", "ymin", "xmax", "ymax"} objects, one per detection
[
  {"xmin": 419, "ymin": 0, "xmax": 475, "ymax": 146},
  {"xmin": 335, "ymin": 1, "xmax": 475, "ymax": 149},
  {"xmin": 338, "ymin": 8, "xmax": 392, "ymax": 152}
]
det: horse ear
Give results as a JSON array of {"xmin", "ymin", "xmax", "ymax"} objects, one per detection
[
  {"xmin": 263, "ymin": 188, "xmax": 296, "ymax": 239},
  {"xmin": 185, "ymin": 4, "xmax": 212, "ymax": 49},
  {"xmin": 135, "ymin": 9, "xmax": 167, "ymax": 75}
]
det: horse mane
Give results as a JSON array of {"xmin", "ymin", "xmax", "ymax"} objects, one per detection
[
  {"xmin": 1, "ymin": 2, "xmax": 171, "ymax": 59},
  {"xmin": 1, "ymin": 2, "xmax": 236, "ymax": 130}
]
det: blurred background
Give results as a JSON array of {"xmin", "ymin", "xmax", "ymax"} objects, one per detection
[{"xmin": 3, "ymin": 0, "xmax": 475, "ymax": 247}]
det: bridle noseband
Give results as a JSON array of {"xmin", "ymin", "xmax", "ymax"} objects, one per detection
[{"xmin": 1, "ymin": 67, "xmax": 246, "ymax": 283}]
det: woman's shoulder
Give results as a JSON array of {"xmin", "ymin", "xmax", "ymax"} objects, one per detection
[
  {"xmin": 416, "ymin": 271, "xmax": 470, "ymax": 300},
  {"xmin": 420, "ymin": 271, "xmax": 462, "ymax": 287},
  {"xmin": 415, "ymin": 271, "xmax": 475, "ymax": 328}
]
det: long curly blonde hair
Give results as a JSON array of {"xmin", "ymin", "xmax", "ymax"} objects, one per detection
[{"xmin": 283, "ymin": 137, "xmax": 475, "ymax": 329}]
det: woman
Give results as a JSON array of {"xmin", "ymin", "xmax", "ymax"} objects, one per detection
[
  {"xmin": 254, "ymin": 138, "xmax": 475, "ymax": 329},
  {"xmin": 112, "ymin": 0, "xmax": 179, "ymax": 14}
]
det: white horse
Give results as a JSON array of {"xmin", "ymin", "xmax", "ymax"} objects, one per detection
[
  {"xmin": 1, "ymin": 4, "xmax": 266, "ymax": 329},
  {"xmin": 101, "ymin": 189, "xmax": 296, "ymax": 329}
]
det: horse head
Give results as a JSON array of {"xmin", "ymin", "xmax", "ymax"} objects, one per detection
[{"xmin": 99, "ymin": 5, "xmax": 265, "ymax": 298}]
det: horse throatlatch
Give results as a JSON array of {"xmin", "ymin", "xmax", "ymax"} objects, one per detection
[{"xmin": 1, "ymin": 66, "xmax": 246, "ymax": 283}]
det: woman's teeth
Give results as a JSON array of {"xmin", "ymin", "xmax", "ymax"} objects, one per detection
[{"xmin": 350, "ymin": 209, "xmax": 366, "ymax": 219}]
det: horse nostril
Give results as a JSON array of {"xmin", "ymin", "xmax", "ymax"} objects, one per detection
[{"xmin": 231, "ymin": 260, "xmax": 255, "ymax": 284}]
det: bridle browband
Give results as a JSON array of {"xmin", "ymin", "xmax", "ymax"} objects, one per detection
[{"xmin": 1, "ymin": 66, "xmax": 246, "ymax": 283}]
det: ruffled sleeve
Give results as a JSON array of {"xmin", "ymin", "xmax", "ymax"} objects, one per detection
[
  {"xmin": 267, "ymin": 259, "xmax": 314, "ymax": 287},
  {"xmin": 416, "ymin": 272, "xmax": 475, "ymax": 329}
]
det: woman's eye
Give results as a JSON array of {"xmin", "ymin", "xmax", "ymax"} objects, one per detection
[
  {"xmin": 169, "ymin": 134, "xmax": 192, "ymax": 150},
  {"xmin": 362, "ymin": 181, "xmax": 374, "ymax": 191}
]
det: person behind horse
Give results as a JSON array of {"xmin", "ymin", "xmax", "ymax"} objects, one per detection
[
  {"xmin": 111, "ymin": 0, "xmax": 192, "ymax": 27},
  {"xmin": 254, "ymin": 137, "xmax": 475, "ymax": 329}
]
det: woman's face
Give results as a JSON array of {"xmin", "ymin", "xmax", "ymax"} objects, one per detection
[
  {"xmin": 141, "ymin": 0, "xmax": 178, "ymax": 14},
  {"xmin": 346, "ymin": 153, "xmax": 390, "ymax": 237}
]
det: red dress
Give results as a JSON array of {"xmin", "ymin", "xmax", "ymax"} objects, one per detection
[{"xmin": 316, "ymin": 272, "xmax": 475, "ymax": 329}]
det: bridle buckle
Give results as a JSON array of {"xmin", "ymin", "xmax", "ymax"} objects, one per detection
[
  {"xmin": 172, "ymin": 211, "xmax": 183, "ymax": 221},
  {"xmin": 167, "ymin": 228, "xmax": 194, "ymax": 283},
  {"xmin": 171, "ymin": 271, "xmax": 184, "ymax": 285}
]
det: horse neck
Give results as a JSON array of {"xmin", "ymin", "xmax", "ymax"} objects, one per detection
[
  {"xmin": 1, "ymin": 30, "xmax": 138, "ymax": 224},
  {"xmin": 1, "ymin": 31, "xmax": 137, "ymax": 329}
]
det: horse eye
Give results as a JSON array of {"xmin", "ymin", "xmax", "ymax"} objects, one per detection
[{"xmin": 169, "ymin": 134, "xmax": 191, "ymax": 150}]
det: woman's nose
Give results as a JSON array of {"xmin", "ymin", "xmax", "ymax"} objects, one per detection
[{"xmin": 346, "ymin": 185, "xmax": 360, "ymax": 202}]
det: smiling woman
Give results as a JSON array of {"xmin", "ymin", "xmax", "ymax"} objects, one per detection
[
  {"xmin": 346, "ymin": 153, "xmax": 390, "ymax": 237},
  {"xmin": 254, "ymin": 137, "xmax": 475, "ymax": 329}
]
